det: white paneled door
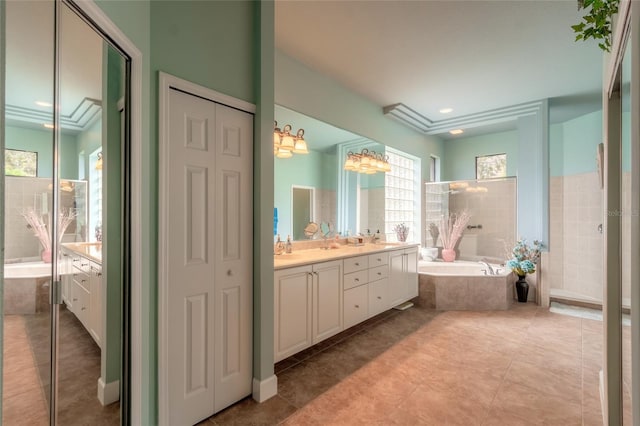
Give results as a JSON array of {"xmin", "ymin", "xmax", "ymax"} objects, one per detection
[{"xmin": 166, "ymin": 88, "xmax": 253, "ymax": 425}]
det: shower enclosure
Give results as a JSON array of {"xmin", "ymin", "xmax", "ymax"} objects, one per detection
[{"xmin": 424, "ymin": 177, "xmax": 517, "ymax": 262}]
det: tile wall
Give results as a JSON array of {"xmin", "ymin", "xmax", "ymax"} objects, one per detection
[
  {"xmin": 547, "ymin": 172, "xmax": 604, "ymax": 302},
  {"xmin": 4, "ymin": 177, "xmax": 86, "ymax": 261}
]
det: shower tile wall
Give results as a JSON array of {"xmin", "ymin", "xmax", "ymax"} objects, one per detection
[
  {"xmin": 4, "ymin": 177, "xmax": 87, "ymax": 262},
  {"xmin": 448, "ymin": 179, "xmax": 517, "ymax": 261},
  {"xmin": 314, "ymin": 189, "xmax": 336, "ymax": 231},
  {"xmin": 548, "ymin": 172, "xmax": 604, "ymax": 302}
]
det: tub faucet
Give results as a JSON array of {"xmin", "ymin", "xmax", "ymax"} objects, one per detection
[{"xmin": 478, "ymin": 261, "xmax": 495, "ymax": 275}]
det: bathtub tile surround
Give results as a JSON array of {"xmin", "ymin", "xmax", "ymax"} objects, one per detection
[
  {"xmin": 201, "ymin": 304, "xmax": 602, "ymax": 425},
  {"xmin": 418, "ymin": 261, "xmax": 512, "ymax": 310}
]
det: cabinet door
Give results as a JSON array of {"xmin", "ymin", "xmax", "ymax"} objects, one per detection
[
  {"xmin": 388, "ymin": 250, "xmax": 406, "ymax": 307},
  {"xmin": 312, "ymin": 260, "xmax": 343, "ymax": 344},
  {"xmin": 343, "ymin": 284, "xmax": 368, "ymax": 329},
  {"xmin": 274, "ymin": 266, "xmax": 313, "ymax": 362},
  {"xmin": 74, "ymin": 281, "xmax": 90, "ymax": 329},
  {"xmin": 89, "ymin": 263, "xmax": 102, "ymax": 348},
  {"xmin": 369, "ymin": 278, "xmax": 389, "ymax": 318},
  {"xmin": 405, "ymin": 248, "xmax": 419, "ymax": 299}
]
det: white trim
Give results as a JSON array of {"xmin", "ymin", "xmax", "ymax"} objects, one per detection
[
  {"xmin": 72, "ymin": 1, "xmax": 143, "ymax": 423},
  {"xmin": 251, "ymin": 375, "xmax": 278, "ymax": 403},
  {"xmin": 97, "ymin": 378, "xmax": 120, "ymax": 406},
  {"xmin": 606, "ymin": 0, "xmax": 632, "ymax": 98},
  {"xmin": 159, "ymin": 72, "xmax": 256, "ymax": 114},
  {"xmin": 158, "ymin": 72, "xmax": 256, "ymax": 426}
]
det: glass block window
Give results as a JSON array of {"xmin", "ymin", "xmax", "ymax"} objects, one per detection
[
  {"xmin": 476, "ymin": 153, "xmax": 507, "ymax": 179},
  {"xmin": 5, "ymin": 149, "xmax": 37, "ymax": 177},
  {"xmin": 384, "ymin": 149, "xmax": 420, "ymax": 243},
  {"xmin": 89, "ymin": 148, "xmax": 103, "ymax": 242}
]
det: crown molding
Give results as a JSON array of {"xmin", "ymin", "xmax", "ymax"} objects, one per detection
[
  {"xmin": 5, "ymin": 97, "xmax": 102, "ymax": 132},
  {"xmin": 383, "ymin": 100, "xmax": 545, "ymax": 136}
]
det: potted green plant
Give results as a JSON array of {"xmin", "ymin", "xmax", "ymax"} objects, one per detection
[{"xmin": 506, "ymin": 238, "xmax": 543, "ymax": 302}]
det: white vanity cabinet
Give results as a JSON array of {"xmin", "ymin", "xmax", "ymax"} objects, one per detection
[
  {"xmin": 274, "ymin": 244, "xmax": 418, "ymax": 363},
  {"xmin": 389, "ymin": 246, "xmax": 419, "ymax": 306},
  {"xmin": 343, "ymin": 255, "xmax": 370, "ymax": 328},
  {"xmin": 274, "ymin": 260, "xmax": 343, "ymax": 362},
  {"xmin": 61, "ymin": 246, "xmax": 103, "ymax": 349},
  {"xmin": 89, "ymin": 262, "xmax": 103, "ymax": 347}
]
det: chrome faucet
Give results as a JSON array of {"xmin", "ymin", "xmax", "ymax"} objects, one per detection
[{"xmin": 478, "ymin": 261, "xmax": 495, "ymax": 275}]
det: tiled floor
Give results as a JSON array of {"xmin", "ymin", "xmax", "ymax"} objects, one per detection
[
  {"xmin": 3, "ymin": 307, "xmax": 119, "ymax": 425},
  {"xmin": 205, "ymin": 302, "xmax": 604, "ymax": 426}
]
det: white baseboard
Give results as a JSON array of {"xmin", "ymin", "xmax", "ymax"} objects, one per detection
[
  {"xmin": 252, "ymin": 375, "xmax": 278, "ymax": 403},
  {"xmin": 98, "ymin": 377, "xmax": 120, "ymax": 406}
]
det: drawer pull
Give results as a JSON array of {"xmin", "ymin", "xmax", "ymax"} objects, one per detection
[
  {"xmin": 81, "ymin": 262, "xmax": 89, "ymax": 267},
  {"xmin": 354, "ymin": 278, "xmax": 359, "ymax": 282},
  {"xmin": 377, "ymin": 296, "xmax": 382, "ymax": 300},
  {"xmin": 377, "ymin": 258, "xmax": 381, "ymax": 261},
  {"xmin": 355, "ymin": 262, "xmax": 359, "ymax": 266},
  {"xmin": 81, "ymin": 279, "xmax": 87, "ymax": 283},
  {"xmin": 73, "ymin": 298, "xmax": 78, "ymax": 302},
  {"xmin": 377, "ymin": 272, "xmax": 382, "ymax": 276},
  {"xmin": 354, "ymin": 304, "xmax": 360, "ymax": 308},
  {"xmin": 81, "ymin": 307, "xmax": 86, "ymax": 311}
]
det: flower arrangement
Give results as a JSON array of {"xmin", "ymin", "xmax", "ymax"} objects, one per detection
[
  {"xmin": 439, "ymin": 209, "xmax": 471, "ymax": 250},
  {"xmin": 22, "ymin": 208, "xmax": 78, "ymax": 262},
  {"xmin": 393, "ymin": 223, "xmax": 409, "ymax": 242},
  {"xmin": 506, "ymin": 238, "xmax": 543, "ymax": 277}
]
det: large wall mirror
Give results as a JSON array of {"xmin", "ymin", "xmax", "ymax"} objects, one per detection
[
  {"xmin": 3, "ymin": 0, "xmax": 130, "ymax": 423},
  {"xmin": 274, "ymin": 105, "xmax": 421, "ymax": 244}
]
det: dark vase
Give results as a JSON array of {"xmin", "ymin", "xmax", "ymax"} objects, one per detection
[{"xmin": 516, "ymin": 275, "xmax": 529, "ymax": 303}]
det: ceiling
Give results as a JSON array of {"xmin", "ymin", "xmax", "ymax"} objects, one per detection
[
  {"xmin": 5, "ymin": 1, "xmax": 103, "ymax": 133},
  {"xmin": 275, "ymin": 0, "xmax": 604, "ymax": 139}
]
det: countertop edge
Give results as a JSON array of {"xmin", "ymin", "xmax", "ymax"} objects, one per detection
[{"xmin": 273, "ymin": 243, "xmax": 420, "ymax": 270}]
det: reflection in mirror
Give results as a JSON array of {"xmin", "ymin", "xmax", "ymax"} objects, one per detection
[
  {"xmin": 303, "ymin": 222, "xmax": 319, "ymax": 239},
  {"xmin": 274, "ymin": 105, "xmax": 363, "ymax": 240},
  {"xmin": 292, "ymin": 186, "xmax": 314, "ymax": 240}
]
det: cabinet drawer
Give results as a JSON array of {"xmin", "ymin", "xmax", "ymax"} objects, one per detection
[
  {"xmin": 344, "ymin": 269, "xmax": 368, "ymax": 290},
  {"xmin": 368, "ymin": 252, "xmax": 389, "ymax": 267},
  {"xmin": 73, "ymin": 256, "xmax": 92, "ymax": 274},
  {"xmin": 72, "ymin": 271, "xmax": 90, "ymax": 292},
  {"xmin": 343, "ymin": 285, "xmax": 368, "ymax": 329},
  {"xmin": 368, "ymin": 265, "xmax": 388, "ymax": 282},
  {"xmin": 343, "ymin": 255, "xmax": 368, "ymax": 274}
]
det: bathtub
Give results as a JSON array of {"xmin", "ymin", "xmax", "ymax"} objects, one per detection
[
  {"xmin": 417, "ymin": 260, "xmax": 514, "ymax": 310},
  {"xmin": 3, "ymin": 262, "xmax": 52, "ymax": 315}
]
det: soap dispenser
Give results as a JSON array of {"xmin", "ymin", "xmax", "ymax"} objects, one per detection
[
  {"xmin": 274, "ymin": 234, "xmax": 285, "ymax": 255},
  {"xmin": 285, "ymin": 235, "xmax": 293, "ymax": 254}
]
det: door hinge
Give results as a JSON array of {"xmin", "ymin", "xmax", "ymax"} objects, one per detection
[{"xmin": 52, "ymin": 280, "xmax": 63, "ymax": 305}]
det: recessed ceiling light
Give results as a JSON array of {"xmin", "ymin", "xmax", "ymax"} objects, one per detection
[
  {"xmin": 449, "ymin": 129, "xmax": 464, "ymax": 135},
  {"xmin": 35, "ymin": 101, "xmax": 53, "ymax": 107},
  {"xmin": 439, "ymin": 108, "xmax": 453, "ymax": 114},
  {"xmin": 43, "ymin": 123, "xmax": 55, "ymax": 129}
]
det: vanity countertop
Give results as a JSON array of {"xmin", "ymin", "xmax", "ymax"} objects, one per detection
[
  {"xmin": 62, "ymin": 242, "xmax": 102, "ymax": 264},
  {"xmin": 274, "ymin": 242, "xmax": 419, "ymax": 270}
]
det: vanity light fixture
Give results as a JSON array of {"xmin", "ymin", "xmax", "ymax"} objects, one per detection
[
  {"xmin": 449, "ymin": 129, "xmax": 464, "ymax": 135},
  {"xmin": 95, "ymin": 152, "xmax": 103, "ymax": 170},
  {"xmin": 343, "ymin": 148, "xmax": 391, "ymax": 174},
  {"xmin": 274, "ymin": 121, "xmax": 309, "ymax": 157}
]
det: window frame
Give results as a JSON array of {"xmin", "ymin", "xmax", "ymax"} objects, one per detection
[{"xmin": 475, "ymin": 153, "xmax": 507, "ymax": 180}]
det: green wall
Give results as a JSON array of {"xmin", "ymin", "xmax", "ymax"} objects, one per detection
[
  {"xmin": 275, "ymin": 50, "xmax": 444, "ymax": 182},
  {"xmin": 5, "ymin": 125, "xmax": 78, "ymax": 179},
  {"xmin": 441, "ymin": 129, "xmax": 518, "ymax": 181},
  {"xmin": 553, "ymin": 110, "xmax": 603, "ymax": 176},
  {"xmin": 96, "ymin": 1, "xmax": 273, "ymax": 423},
  {"xmin": 274, "ymin": 149, "xmax": 336, "ymax": 238}
]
